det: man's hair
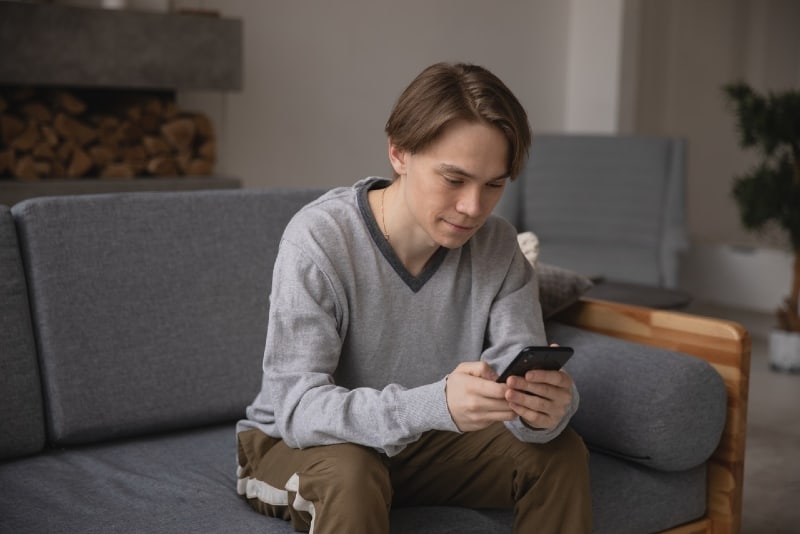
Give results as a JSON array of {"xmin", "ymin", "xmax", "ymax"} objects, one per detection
[{"xmin": 384, "ymin": 62, "xmax": 532, "ymax": 180}]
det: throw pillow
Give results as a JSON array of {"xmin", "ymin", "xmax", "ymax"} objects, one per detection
[{"xmin": 517, "ymin": 231, "xmax": 593, "ymax": 318}]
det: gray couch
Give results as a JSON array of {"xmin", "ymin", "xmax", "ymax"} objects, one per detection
[{"xmin": 0, "ymin": 188, "xmax": 738, "ymax": 533}]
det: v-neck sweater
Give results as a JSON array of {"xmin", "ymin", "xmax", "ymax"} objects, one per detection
[{"xmin": 237, "ymin": 177, "xmax": 578, "ymax": 456}]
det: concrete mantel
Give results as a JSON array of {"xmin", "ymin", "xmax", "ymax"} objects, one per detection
[{"xmin": 0, "ymin": 2, "xmax": 242, "ymax": 91}]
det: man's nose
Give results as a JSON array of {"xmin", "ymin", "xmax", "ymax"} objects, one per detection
[{"xmin": 456, "ymin": 187, "xmax": 483, "ymax": 218}]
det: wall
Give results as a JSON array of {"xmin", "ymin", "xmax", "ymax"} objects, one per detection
[
  {"xmin": 563, "ymin": 0, "xmax": 625, "ymax": 133},
  {"xmin": 179, "ymin": 0, "xmax": 571, "ymax": 189},
  {"xmin": 630, "ymin": 0, "xmax": 799, "ymax": 311}
]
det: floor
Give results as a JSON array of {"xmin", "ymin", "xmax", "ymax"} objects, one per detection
[{"xmin": 683, "ymin": 301, "xmax": 800, "ymax": 534}]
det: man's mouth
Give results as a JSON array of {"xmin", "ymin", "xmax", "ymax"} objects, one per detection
[{"xmin": 446, "ymin": 220, "xmax": 477, "ymax": 232}]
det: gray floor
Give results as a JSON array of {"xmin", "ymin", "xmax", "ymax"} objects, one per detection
[{"xmin": 683, "ymin": 301, "xmax": 800, "ymax": 534}]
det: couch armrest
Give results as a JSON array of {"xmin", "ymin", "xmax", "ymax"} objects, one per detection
[{"xmin": 555, "ymin": 298, "xmax": 751, "ymax": 534}]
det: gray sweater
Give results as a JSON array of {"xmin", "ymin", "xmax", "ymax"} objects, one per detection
[{"xmin": 237, "ymin": 177, "xmax": 578, "ymax": 456}]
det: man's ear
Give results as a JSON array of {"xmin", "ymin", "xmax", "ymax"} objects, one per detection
[{"xmin": 387, "ymin": 139, "xmax": 407, "ymax": 176}]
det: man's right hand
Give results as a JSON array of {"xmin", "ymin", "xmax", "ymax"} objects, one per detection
[{"xmin": 445, "ymin": 361, "xmax": 516, "ymax": 432}]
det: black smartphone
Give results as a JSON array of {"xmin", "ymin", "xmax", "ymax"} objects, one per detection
[{"xmin": 496, "ymin": 346, "xmax": 574, "ymax": 383}]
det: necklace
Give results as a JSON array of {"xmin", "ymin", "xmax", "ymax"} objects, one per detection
[{"xmin": 381, "ymin": 186, "xmax": 390, "ymax": 242}]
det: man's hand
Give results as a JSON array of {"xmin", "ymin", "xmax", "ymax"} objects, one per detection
[
  {"xmin": 502, "ymin": 369, "xmax": 574, "ymax": 430},
  {"xmin": 445, "ymin": 361, "xmax": 516, "ymax": 432}
]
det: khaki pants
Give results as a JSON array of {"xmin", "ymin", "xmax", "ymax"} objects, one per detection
[{"xmin": 237, "ymin": 423, "xmax": 592, "ymax": 534}]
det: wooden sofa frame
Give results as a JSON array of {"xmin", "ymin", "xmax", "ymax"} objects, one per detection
[{"xmin": 556, "ymin": 298, "xmax": 751, "ymax": 534}]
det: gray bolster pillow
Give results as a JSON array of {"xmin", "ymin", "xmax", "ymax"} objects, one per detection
[{"xmin": 546, "ymin": 321, "xmax": 727, "ymax": 472}]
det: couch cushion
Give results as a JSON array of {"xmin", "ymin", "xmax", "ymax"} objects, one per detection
[
  {"xmin": 0, "ymin": 424, "xmax": 706, "ymax": 533},
  {"xmin": 11, "ymin": 189, "xmax": 325, "ymax": 446},
  {"xmin": 548, "ymin": 321, "xmax": 727, "ymax": 471},
  {"xmin": 588, "ymin": 450, "xmax": 706, "ymax": 534},
  {"xmin": 0, "ymin": 205, "xmax": 46, "ymax": 460},
  {"xmin": 516, "ymin": 231, "xmax": 594, "ymax": 317},
  {"xmin": 0, "ymin": 424, "xmax": 510, "ymax": 534}
]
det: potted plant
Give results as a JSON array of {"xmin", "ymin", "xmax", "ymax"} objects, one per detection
[{"xmin": 723, "ymin": 82, "xmax": 800, "ymax": 372}]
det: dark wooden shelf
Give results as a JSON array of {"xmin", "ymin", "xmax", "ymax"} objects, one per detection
[{"xmin": 0, "ymin": 3, "xmax": 242, "ymax": 91}]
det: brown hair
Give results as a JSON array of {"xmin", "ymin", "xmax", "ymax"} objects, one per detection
[{"xmin": 384, "ymin": 62, "xmax": 532, "ymax": 180}]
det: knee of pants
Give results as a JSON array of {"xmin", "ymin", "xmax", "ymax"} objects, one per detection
[
  {"xmin": 517, "ymin": 427, "xmax": 590, "ymax": 479},
  {"xmin": 302, "ymin": 443, "xmax": 392, "ymax": 506}
]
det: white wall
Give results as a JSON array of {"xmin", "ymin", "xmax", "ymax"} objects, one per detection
[
  {"xmin": 563, "ymin": 0, "xmax": 625, "ymax": 133},
  {"xmin": 179, "ymin": 0, "xmax": 571, "ymax": 189}
]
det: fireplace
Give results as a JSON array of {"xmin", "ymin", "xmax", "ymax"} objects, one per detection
[{"xmin": 0, "ymin": 2, "xmax": 242, "ymax": 205}]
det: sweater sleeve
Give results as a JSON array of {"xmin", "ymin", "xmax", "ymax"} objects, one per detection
[
  {"xmin": 477, "ymin": 229, "xmax": 580, "ymax": 444},
  {"xmin": 263, "ymin": 239, "xmax": 458, "ymax": 456}
]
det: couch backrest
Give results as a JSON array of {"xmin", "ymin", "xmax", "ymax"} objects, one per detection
[
  {"xmin": 0, "ymin": 205, "xmax": 46, "ymax": 460},
  {"xmin": 495, "ymin": 134, "xmax": 688, "ymax": 288},
  {"xmin": 11, "ymin": 188, "xmax": 325, "ymax": 446}
]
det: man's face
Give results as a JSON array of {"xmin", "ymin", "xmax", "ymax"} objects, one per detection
[{"xmin": 389, "ymin": 120, "xmax": 510, "ymax": 249}]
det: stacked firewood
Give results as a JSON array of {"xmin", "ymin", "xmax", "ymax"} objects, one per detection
[{"xmin": 0, "ymin": 89, "xmax": 215, "ymax": 180}]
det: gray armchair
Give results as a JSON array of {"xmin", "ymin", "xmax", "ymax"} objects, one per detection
[{"xmin": 496, "ymin": 133, "xmax": 690, "ymax": 307}]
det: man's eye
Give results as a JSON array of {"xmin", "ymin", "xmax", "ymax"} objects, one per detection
[
  {"xmin": 487, "ymin": 182, "xmax": 505, "ymax": 189},
  {"xmin": 444, "ymin": 176, "xmax": 463, "ymax": 185}
]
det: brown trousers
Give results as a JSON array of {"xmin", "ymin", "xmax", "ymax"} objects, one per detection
[{"xmin": 237, "ymin": 423, "xmax": 592, "ymax": 534}]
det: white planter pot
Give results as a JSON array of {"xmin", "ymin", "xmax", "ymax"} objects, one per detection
[{"xmin": 768, "ymin": 329, "xmax": 800, "ymax": 373}]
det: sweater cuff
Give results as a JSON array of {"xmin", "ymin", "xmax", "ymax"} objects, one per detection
[{"xmin": 396, "ymin": 378, "xmax": 459, "ymax": 436}]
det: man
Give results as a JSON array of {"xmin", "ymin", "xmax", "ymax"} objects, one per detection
[{"xmin": 236, "ymin": 62, "xmax": 591, "ymax": 533}]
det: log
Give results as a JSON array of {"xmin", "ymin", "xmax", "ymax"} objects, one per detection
[
  {"xmin": 186, "ymin": 158, "xmax": 213, "ymax": 176},
  {"xmin": 139, "ymin": 113, "xmax": 162, "ymax": 135},
  {"xmin": 41, "ymin": 125, "xmax": 59, "ymax": 147},
  {"xmin": 89, "ymin": 145, "xmax": 115, "ymax": 167},
  {"xmin": 67, "ymin": 148, "xmax": 93, "ymax": 178},
  {"xmin": 34, "ymin": 160, "xmax": 51, "ymax": 177},
  {"xmin": 1, "ymin": 113, "xmax": 25, "ymax": 145},
  {"xmin": 0, "ymin": 149, "xmax": 15, "ymax": 175},
  {"xmin": 51, "ymin": 160, "xmax": 66, "ymax": 178},
  {"xmin": 143, "ymin": 135, "xmax": 171, "ymax": 156},
  {"xmin": 56, "ymin": 141, "xmax": 76, "ymax": 164},
  {"xmin": 11, "ymin": 121, "xmax": 40, "ymax": 151},
  {"xmin": 194, "ymin": 113, "xmax": 214, "ymax": 140},
  {"xmin": 198, "ymin": 140, "xmax": 215, "ymax": 160},
  {"xmin": 119, "ymin": 121, "xmax": 144, "ymax": 145},
  {"xmin": 32, "ymin": 142, "xmax": 55, "ymax": 160},
  {"xmin": 54, "ymin": 113, "xmax": 97, "ymax": 147},
  {"xmin": 161, "ymin": 118, "xmax": 195, "ymax": 152},
  {"xmin": 54, "ymin": 91, "xmax": 87, "ymax": 115},
  {"xmin": 123, "ymin": 145, "xmax": 148, "ymax": 174},
  {"xmin": 22, "ymin": 101, "xmax": 52, "ymax": 123},
  {"xmin": 146, "ymin": 155, "xmax": 178, "ymax": 176},
  {"xmin": 101, "ymin": 162, "xmax": 135, "ymax": 179},
  {"xmin": 14, "ymin": 155, "xmax": 39, "ymax": 181}
]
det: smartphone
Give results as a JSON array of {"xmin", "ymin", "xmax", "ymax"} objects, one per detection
[{"xmin": 496, "ymin": 346, "xmax": 574, "ymax": 383}]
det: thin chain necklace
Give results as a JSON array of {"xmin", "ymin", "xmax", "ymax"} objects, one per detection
[{"xmin": 381, "ymin": 186, "xmax": 390, "ymax": 242}]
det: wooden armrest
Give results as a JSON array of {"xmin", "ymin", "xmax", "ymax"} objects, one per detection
[{"xmin": 554, "ymin": 298, "xmax": 751, "ymax": 534}]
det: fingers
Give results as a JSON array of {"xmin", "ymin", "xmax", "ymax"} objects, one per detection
[
  {"xmin": 446, "ymin": 365, "xmax": 514, "ymax": 432},
  {"xmin": 453, "ymin": 360, "xmax": 500, "ymax": 381},
  {"xmin": 504, "ymin": 370, "xmax": 574, "ymax": 430}
]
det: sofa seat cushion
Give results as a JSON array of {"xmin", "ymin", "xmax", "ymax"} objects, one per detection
[
  {"xmin": 548, "ymin": 321, "xmax": 728, "ymax": 471},
  {"xmin": 588, "ymin": 450, "xmax": 707, "ymax": 534},
  {"xmin": 0, "ymin": 423, "xmax": 707, "ymax": 533},
  {"xmin": 0, "ymin": 424, "xmax": 508, "ymax": 534},
  {"xmin": 0, "ymin": 205, "xmax": 45, "ymax": 460}
]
